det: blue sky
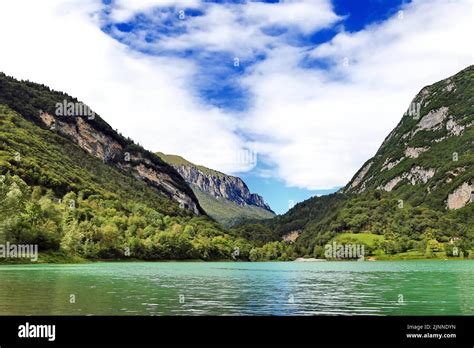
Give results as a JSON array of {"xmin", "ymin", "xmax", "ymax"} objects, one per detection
[{"xmin": 0, "ymin": 0, "xmax": 470, "ymax": 215}]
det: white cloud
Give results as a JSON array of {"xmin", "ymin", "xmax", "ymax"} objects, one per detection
[
  {"xmin": 109, "ymin": 0, "xmax": 201, "ymax": 22},
  {"xmin": 157, "ymin": 4, "xmax": 268, "ymax": 57},
  {"xmin": 0, "ymin": 0, "xmax": 471, "ymax": 191},
  {"xmin": 110, "ymin": 0, "xmax": 342, "ymax": 59},
  {"xmin": 243, "ymin": 0, "xmax": 340, "ymax": 34}
]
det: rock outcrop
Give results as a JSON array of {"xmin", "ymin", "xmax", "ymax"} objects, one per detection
[
  {"xmin": 175, "ymin": 165, "xmax": 272, "ymax": 211},
  {"xmin": 379, "ymin": 166, "xmax": 436, "ymax": 192},
  {"xmin": 447, "ymin": 182, "xmax": 473, "ymax": 210},
  {"xmin": 159, "ymin": 154, "xmax": 273, "ymax": 212},
  {"xmin": 38, "ymin": 112, "xmax": 203, "ymax": 215},
  {"xmin": 156, "ymin": 152, "xmax": 275, "ymax": 226}
]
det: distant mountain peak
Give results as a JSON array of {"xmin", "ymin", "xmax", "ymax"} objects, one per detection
[{"xmin": 157, "ymin": 152, "xmax": 275, "ymax": 225}]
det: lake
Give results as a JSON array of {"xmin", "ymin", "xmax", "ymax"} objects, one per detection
[{"xmin": 0, "ymin": 260, "xmax": 472, "ymax": 315}]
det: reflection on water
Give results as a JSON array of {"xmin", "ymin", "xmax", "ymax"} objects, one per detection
[{"xmin": 0, "ymin": 261, "xmax": 472, "ymax": 315}]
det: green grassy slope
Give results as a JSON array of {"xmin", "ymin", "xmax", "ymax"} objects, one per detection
[
  {"xmin": 192, "ymin": 186, "xmax": 275, "ymax": 226},
  {"xmin": 156, "ymin": 152, "xmax": 226, "ymax": 179}
]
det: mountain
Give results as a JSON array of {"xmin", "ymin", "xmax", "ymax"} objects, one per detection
[
  {"xmin": 243, "ymin": 66, "xmax": 473, "ymax": 259},
  {"xmin": 344, "ymin": 65, "xmax": 473, "ymax": 209},
  {"xmin": 156, "ymin": 152, "xmax": 275, "ymax": 226},
  {"xmin": 1, "ymin": 66, "xmax": 471, "ymax": 263},
  {"xmin": 0, "ymin": 72, "xmax": 260, "ymax": 261},
  {"xmin": 0, "ymin": 73, "xmax": 203, "ymax": 215}
]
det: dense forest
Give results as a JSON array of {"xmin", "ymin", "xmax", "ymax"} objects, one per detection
[
  {"xmin": 293, "ymin": 191, "xmax": 472, "ymax": 258},
  {"xmin": 0, "ymin": 172, "xmax": 252, "ymax": 260},
  {"xmin": 0, "ymin": 170, "xmax": 296, "ymax": 261}
]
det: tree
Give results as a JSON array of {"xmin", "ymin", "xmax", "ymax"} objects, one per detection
[
  {"xmin": 0, "ymin": 174, "xmax": 29, "ymax": 243},
  {"xmin": 61, "ymin": 221, "xmax": 84, "ymax": 255}
]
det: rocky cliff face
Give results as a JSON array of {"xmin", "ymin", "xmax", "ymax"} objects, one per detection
[
  {"xmin": 345, "ymin": 65, "xmax": 473, "ymax": 210},
  {"xmin": 156, "ymin": 153, "xmax": 274, "ymax": 225},
  {"xmin": 36, "ymin": 112, "xmax": 203, "ymax": 215},
  {"xmin": 168, "ymin": 160, "xmax": 273, "ymax": 212}
]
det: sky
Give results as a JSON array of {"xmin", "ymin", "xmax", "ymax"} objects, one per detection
[{"xmin": 0, "ymin": 0, "xmax": 472, "ymax": 214}]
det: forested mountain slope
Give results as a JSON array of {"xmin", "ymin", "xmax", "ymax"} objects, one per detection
[
  {"xmin": 0, "ymin": 72, "xmax": 203, "ymax": 214},
  {"xmin": 237, "ymin": 66, "xmax": 473, "ymax": 260},
  {"xmin": 0, "ymin": 73, "xmax": 256, "ymax": 261}
]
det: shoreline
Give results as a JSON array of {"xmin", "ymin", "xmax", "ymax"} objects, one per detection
[{"xmin": 0, "ymin": 255, "xmax": 472, "ymax": 265}]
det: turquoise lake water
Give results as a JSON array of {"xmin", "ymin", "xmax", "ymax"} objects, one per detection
[{"xmin": 0, "ymin": 260, "xmax": 472, "ymax": 315}]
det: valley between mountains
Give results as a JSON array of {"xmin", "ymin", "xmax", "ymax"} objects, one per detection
[{"xmin": 0, "ymin": 66, "xmax": 472, "ymax": 263}]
